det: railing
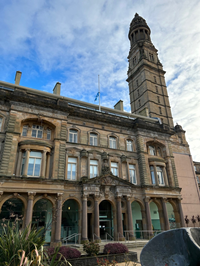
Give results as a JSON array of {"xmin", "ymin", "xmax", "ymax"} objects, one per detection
[
  {"xmin": 93, "ymin": 233, "xmax": 100, "ymax": 242},
  {"xmin": 62, "ymin": 233, "xmax": 81, "ymax": 245},
  {"xmin": 105, "ymin": 232, "xmax": 114, "ymax": 242}
]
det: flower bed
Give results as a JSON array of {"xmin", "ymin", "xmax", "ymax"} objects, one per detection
[{"xmin": 66, "ymin": 252, "xmax": 137, "ymax": 266}]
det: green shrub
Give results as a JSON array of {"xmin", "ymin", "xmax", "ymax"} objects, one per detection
[
  {"xmin": 0, "ymin": 223, "xmax": 44, "ymax": 266},
  {"xmin": 83, "ymin": 241, "xmax": 100, "ymax": 256}
]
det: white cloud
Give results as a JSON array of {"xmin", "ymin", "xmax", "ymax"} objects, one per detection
[{"xmin": 0, "ymin": 0, "xmax": 200, "ymax": 160}]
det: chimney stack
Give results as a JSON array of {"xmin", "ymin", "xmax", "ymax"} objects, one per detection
[
  {"xmin": 15, "ymin": 71, "xmax": 22, "ymax": 85},
  {"xmin": 53, "ymin": 82, "xmax": 61, "ymax": 95}
]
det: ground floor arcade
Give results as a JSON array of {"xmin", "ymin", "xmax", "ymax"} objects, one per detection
[{"xmin": 0, "ymin": 191, "xmax": 185, "ymax": 244}]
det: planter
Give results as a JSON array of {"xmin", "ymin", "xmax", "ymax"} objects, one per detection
[{"xmin": 66, "ymin": 251, "xmax": 137, "ymax": 266}]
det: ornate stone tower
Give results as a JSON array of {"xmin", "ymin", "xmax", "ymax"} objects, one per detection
[{"xmin": 127, "ymin": 13, "xmax": 174, "ymax": 128}]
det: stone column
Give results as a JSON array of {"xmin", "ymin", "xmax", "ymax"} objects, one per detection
[
  {"xmin": 162, "ymin": 198, "xmax": 170, "ymax": 230},
  {"xmin": 81, "ymin": 195, "xmax": 88, "ymax": 242},
  {"xmin": 163, "ymin": 168, "xmax": 169, "ymax": 187},
  {"xmin": 25, "ymin": 192, "xmax": 36, "ymax": 228},
  {"xmin": 23, "ymin": 149, "xmax": 30, "ymax": 176},
  {"xmin": 178, "ymin": 198, "xmax": 185, "ymax": 227},
  {"xmin": 126, "ymin": 197, "xmax": 135, "ymax": 240},
  {"xmin": 46, "ymin": 153, "xmax": 50, "ymax": 178},
  {"xmin": 144, "ymin": 197, "xmax": 153, "ymax": 236},
  {"xmin": 154, "ymin": 165, "xmax": 159, "ymax": 185},
  {"xmin": 94, "ymin": 196, "xmax": 100, "ymax": 241},
  {"xmin": 41, "ymin": 151, "xmax": 47, "ymax": 177},
  {"xmin": 55, "ymin": 193, "xmax": 63, "ymax": 244},
  {"xmin": 16, "ymin": 149, "xmax": 22, "ymax": 176},
  {"xmin": 116, "ymin": 196, "xmax": 125, "ymax": 241}
]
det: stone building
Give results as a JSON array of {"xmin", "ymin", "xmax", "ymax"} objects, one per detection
[{"xmin": 0, "ymin": 14, "xmax": 199, "ymax": 245}]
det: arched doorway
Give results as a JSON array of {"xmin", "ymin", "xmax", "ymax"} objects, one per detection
[
  {"xmin": 150, "ymin": 201, "xmax": 161, "ymax": 230},
  {"xmin": 99, "ymin": 200, "xmax": 113, "ymax": 240},
  {"xmin": 0, "ymin": 198, "xmax": 24, "ymax": 233},
  {"xmin": 166, "ymin": 202, "xmax": 176, "ymax": 229},
  {"xmin": 61, "ymin": 199, "xmax": 79, "ymax": 241},
  {"xmin": 32, "ymin": 199, "xmax": 52, "ymax": 243},
  {"xmin": 131, "ymin": 201, "xmax": 143, "ymax": 238}
]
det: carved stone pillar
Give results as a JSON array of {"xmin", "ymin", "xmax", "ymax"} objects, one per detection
[
  {"xmin": 25, "ymin": 192, "xmax": 36, "ymax": 228},
  {"xmin": 94, "ymin": 196, "xmax": 100, "ymax": 241},
  {"xmin": 81, "ymin": 195, "xmax": 88, "ymax": 242},
  {"xmin": 116, "ymin": 196, "xmax": 125, "ymax": 241},
  {"xmin": 144, "ymin": 197, "xmax": 153, "ymax": 235},
  {"xmin": 41, "ymin": 151, "xmax": 47, "ymax": 177},
  {"xmin": 23, "ymin": 149, "xmax": 30, "ymax": 176},
  {"xmin": 178, "ymin": 198, "xmax": 185, "ymax": 227},
  {"xmin": 55, "ymin": 193, "xmax": 63, "ymax": 243},
  {"xmin": 126, "ymin": 197, "xmax": 135, "ymax": 240},
  {"xmin": 162, "ymin": 198, "xmax": 170, "ymax": 230}
]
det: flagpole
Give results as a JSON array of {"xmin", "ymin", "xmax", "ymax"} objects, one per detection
[{"xmin": 98, "ymin": 75, "xmax": 101, "ymax": 112}]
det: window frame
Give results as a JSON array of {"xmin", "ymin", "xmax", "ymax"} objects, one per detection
[
  {"xmin": 46, "ymin": 129, "xmax": 51, "ymax": 140},
  {"xmin": 111, "ymin": 162, "xmax": 118, "ymax": 176},
  {"xmin": 69, "ymin": 129, "xmax": 78, "ymax": 143},
  {"xmin": 90, "ymin": 133, "xmax": 98, "ymax": 146},
  {"xmin": 90, "ymin": 159, "xmax": 98, "ymax": 178},
  {"xmin": 32, "ymin": 125, "xmax": 43, "ymax": 139},
  {"xmin": 67, "ymin": 157, "xmax": 77, "ymax": 180},
  {"xmin": 126, "ymin": 139, "xmax": 133, "ymax": 152},
  {"xmin": 109, "ymin": 136, "xmax": 117, "ymax": 149},
  {"xmin": 150, "ymin": 166, "xmax": 156, "ymax": 185},
  {"xmin": 156, "ymin": 166, "xmax": 165, "ymax": 185},
  {"xmin": 149, "ymin": 146, "xmax": 156, "ymax": 156},
  {"xmin": 27, "ymin": 151, "xmax": 42, "ymax": 177},
  {"xmin": 129, "ymin": 164, "xmax": 137, "ymax": 184},
  {"xmin": 22, "ymin": 125, "xmax": 28, "ymax": 137}
]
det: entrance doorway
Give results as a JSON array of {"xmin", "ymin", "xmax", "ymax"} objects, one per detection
[{"xmin": 99, "ymin": 200, "xmax": 113, "ymax": 240}]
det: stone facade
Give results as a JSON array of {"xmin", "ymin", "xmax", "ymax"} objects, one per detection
[{"xmin": 0, "ymin": 14, "xmax": 199, "ymax": 245}]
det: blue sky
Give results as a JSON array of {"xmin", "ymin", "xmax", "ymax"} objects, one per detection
[{"xmin": 0, "ymin": 0, "xmax": 200, "ymax": 161}]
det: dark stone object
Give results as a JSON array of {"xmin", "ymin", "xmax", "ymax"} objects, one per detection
[
  {"xmin": 140, "ymin": 228, "xmax": 200, "ymax": 266},
  {"xmin": 66, "ymin": 251, "xmax": 137, "ymax": 266}
]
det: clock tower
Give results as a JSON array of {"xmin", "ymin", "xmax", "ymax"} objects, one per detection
[{"xmin": 127, "ymin": 14, "xmax": 174, "ymax": 128}]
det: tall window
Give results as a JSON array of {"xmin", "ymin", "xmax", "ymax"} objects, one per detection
[
  {"xmin": 109, "ymin": 137, "xmax": 116, "ymax": 149},
  {"xmin": 149, "ymin": 146, "xmax": 156, "ymax": 156},
  {"xmin": 157, "ymin": 96, "xmax": 160, "ymax": 103},
  {"xmin": 156, "ymin": 166, "xmax": 164, "ymax": 185},
  {"xmin": 47, "ymin": 129, "xmax": 51, "ymax": 140},
  {"xmin": 90, "ymin": 133, "xmax": 98, "ymax": 146},
  {"xmin": 69, "ymin": 129, "xmax": 78, "ymax": 143},
  {"xmin": 127, "ymin": 140, "xmax": 133, "ymax": 151},
  {"xmin": 111, "ymin": 162, "xmax": 118, "ymax": 176},
  {"xmin": 139, "ymin": 99, "xmax": 141, "ymax": 107},
  {"xmin": 32, "ymin": 125, "xmax": 43, "ymax": 138},
  {"xmin": 149, "ymin": 53, "xmax": 154, "ymax": 61},
  {"xmin": 150, "ymin": 166, "xmax": 156, "ymax": 185},
  {"xmin": 155, "ymin": 86, "xmax": 158, "ymax": 93},
  {"xmin": 90, "ymin": 160, "xmax": 98, "ymax": 178},
  {"xmin": 0, "ymin": 117, "xmax": 2, "ymax": 131},
  {"xmin": 27, "ymin": 151, "xmax": 42, "ymax": 177},
  {"xmin": 67, "ymin": 157, "xmax": 77, "ymax": 180},
  {"xmin": 22, "ymin": 125, "xmax": 28, "ymax": 136},
  {"xmin": 136, "ymin": 80, "xmax": 138, "ymax": 87},
  {"xmin": 159, "ymin": 107, "xmax": 162, "ymax": 114},
  {"xmin": 129, "ymin": 164, "xmax": 136, "ymax": 184},
  {"xmin": 154, "ymin": 76, "xmax": 157, "ymax": 83}
]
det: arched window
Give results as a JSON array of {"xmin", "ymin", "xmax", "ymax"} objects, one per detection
[
  {"xmin": 69, "ymin": 129, "xmax": 78, "ymax": 143},
  {"xmin": 109, "ymin": 137, "xmax": 116, "ymax": 149},
  {"xmin": 90, "ymin": 133, "xmax": 98, "ymax": 146}
]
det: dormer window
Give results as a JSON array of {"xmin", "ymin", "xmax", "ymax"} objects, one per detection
[
  {"xmin": 22, "ymin": 125, "xmax": 28, "ymax": 137},
  {"xmin": 149, "ymin": 146, "xmax": 156, "ymax": 156},
  {"xmin": 69, "ymin": 129, "xmax": 78, "ymax": 143},
  {"xmin": 90, "ymin": 133, "xmax": 98, "ymax": 146},
  {"xmin": 109, "ymin": 137, "xmax": 116, "ymax": 149},
  {"xmin": 32, "ymin": 125, "xmax": 43, "ymax": 138}
]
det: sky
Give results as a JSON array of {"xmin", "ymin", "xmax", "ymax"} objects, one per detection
[{"xmin": 0, "ymin": 0, "xmax": 200, "ymax": 161}]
